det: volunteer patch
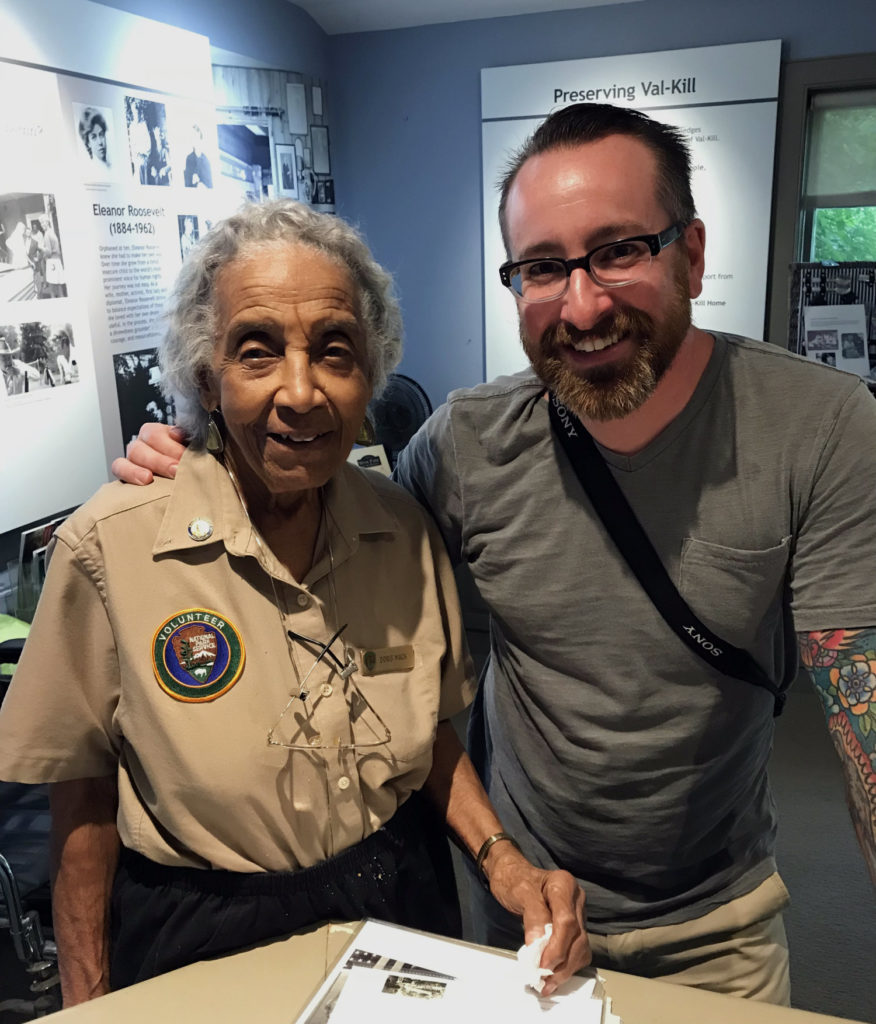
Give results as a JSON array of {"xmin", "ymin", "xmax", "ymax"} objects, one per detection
[{"xmin": 152, "ymin": 608, "xmax": 245, "ymax": 702}]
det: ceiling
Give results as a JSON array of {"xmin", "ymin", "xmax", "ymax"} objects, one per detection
[{"xmin": 290, "ymin": 0, "xmax": 641, "ymax": 35}]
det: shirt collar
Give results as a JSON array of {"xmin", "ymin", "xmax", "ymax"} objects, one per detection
[
  {"xmin": 152, "ymin": 449, "xmax": 400, "ymax": 583},
  {"xmin": 151, "ymin": 447, "xmax": 251, "ymax": 557}
]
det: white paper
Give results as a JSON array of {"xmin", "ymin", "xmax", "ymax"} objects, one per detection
[
  {"xmin": 347, "ymin": 443, "xmax": 392, "ymax": 476},
  {"xmin": 803, "ymin": 303, "xmax": 870, "ymax": 379},
  {"xmin": 296, "ymin": 920, "xmax": 620, "ymax": 1024}
]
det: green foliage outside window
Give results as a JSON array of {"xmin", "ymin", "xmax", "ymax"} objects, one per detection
[{"xmin": 811, "ymin": 206, "xmax": 876, "ymax": 262}]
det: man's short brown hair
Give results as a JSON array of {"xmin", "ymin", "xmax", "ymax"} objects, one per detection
[{"xmin": 498, "ymin": 102, "xmax": 696, "ymax": 253}]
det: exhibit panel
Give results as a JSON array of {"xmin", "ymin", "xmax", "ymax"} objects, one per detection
[
  {"xmin": 0, "ymin": 0, "xmax": 221, "ymax": 535},
  {"xmin": 481, "ymin": 40, "xmax": 781, "ymax": 381}
]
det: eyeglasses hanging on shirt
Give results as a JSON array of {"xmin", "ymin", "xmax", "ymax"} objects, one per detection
[{"xmin": 267, "ymin": 623, "xmax": 393, "ymax": 753}]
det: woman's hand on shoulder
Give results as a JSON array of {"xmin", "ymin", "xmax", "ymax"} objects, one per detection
[{"xmin": 111, "ymin": 423, "xmax": 187, "ymax": 484}]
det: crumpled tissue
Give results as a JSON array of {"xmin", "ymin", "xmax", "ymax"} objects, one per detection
[{"xmin": 516, "ymin": 922, "xmax": 554, "ymax": 993}]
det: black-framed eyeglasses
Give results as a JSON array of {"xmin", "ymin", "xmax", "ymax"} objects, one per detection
[{"xmin": 498, "ymin": 222, "xmax": 685, "ymax": 303}]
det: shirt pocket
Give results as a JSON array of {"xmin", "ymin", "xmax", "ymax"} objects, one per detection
[
  {"xmin": 349, "ymin": 653, "xmax": 438, "ymax": 765},
  {"xmin": 679, "ymin": 536, "xmax": 791, "ymax": 649}
]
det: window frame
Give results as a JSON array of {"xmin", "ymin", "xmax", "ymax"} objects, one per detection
[{"xmin": 767, "ymin": 53, "xmax": 876, "ymax": 350}]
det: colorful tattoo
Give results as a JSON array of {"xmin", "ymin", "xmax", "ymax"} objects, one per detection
[{"xmin": 800, "ymin": 628, "xmax": 876, "ymax": 886}]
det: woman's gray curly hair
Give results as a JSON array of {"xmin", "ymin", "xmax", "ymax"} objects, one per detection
[{"xmin": 160, "ymin": 199, "xmax": 403, "ymax": 447}]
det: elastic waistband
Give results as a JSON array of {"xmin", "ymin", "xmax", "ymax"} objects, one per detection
[{"xmin": 119, "ymin": 793, "xmax": 424, "ymax": 898}]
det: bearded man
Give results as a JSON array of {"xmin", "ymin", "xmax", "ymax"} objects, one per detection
[
  {"xmin": 115, "ymin": 103, "xmax": 876, "ymax": 1004},
  {"xmin": 395, "ymin": 103, "xmax": 876, "ymax": 1003}
]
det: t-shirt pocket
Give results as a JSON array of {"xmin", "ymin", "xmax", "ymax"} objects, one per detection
[{"xmin": 679, "ymin": 536, "xmax": 791, "ymax": 649}]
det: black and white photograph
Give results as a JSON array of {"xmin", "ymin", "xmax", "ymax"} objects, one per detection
[
  {"xmin": 0, "ymin": 321, "xmax": 78, "ymax": 397},
  {"xmin": 178, "ymin": 214, "xmax": 200, "ymax": 261},
  {"xmin": 183, "ymin": 122, "xmax": 213, "ymax": 189},
  {"xmin": 0, "ymin": 324, "xmax": 25, "ymax": 397},
  {"xmin": 805, "ymin": 329, "xmax": 839, "ymax": 351},
  {"xmin": 381, "ymin": 975, "xmax": 448, "ymax": 1000},
  {"xmin": 112, "ymin": 347, "xmax": 175, "ymax": 451},
  {"xmin": 0, "ymin": 193, "xmax": 68, "ymax": 301},
  {"xmin": 820, "ymin": 353, "xmax": 837, "ymax": 367},
  {"xmin": 15, "ymin": 514, "xmax": 68, "ymax": 621},
  {"xmin": 73, "ymin": 102, "xmax": 114, "ymax": 180},
  {"xmin": 301, "ymin": 167, "xmax": 316, "ymax": 204},
  {"xmin": 276, "ymin": 144, "xmax": 299, "ymax": 198},
  {"xmin": 285, "ymin": 82, "xmax": 308, "ymax": 135},
  {"xmin": 310, "ymin": 124, "xmax": 330, "ymax": 175},
  {"xmin": 841, "ymin": 331, "xmax": 865, "ymax": 359},
  {"xmin": 299, "ymin": 948, "xmax": 454, "ymax": 1024},
  {"xmin": 126, "ymin": 96, "xmax": 172, "ymax": 186},
  {"xmin": 217, "ymin": 123, "xmax": 271, "ymax": 204}
]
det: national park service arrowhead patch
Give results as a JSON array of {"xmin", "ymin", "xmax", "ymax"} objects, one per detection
[{"xmin": 152, "ymin": 608, "xmax": 245, "ymax": 702}]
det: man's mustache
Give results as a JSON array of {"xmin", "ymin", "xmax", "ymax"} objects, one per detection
[{"xmin": 543, "ymin": 308, "xmax": 656, "ymax": 350}]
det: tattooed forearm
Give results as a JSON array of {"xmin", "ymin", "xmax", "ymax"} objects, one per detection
[{"xmin": 800, "ymin": 628, "xmax": 876, "ymax": 887}]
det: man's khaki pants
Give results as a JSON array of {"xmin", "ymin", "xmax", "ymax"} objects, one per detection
[{"xmin": 471, "ymin": 872, "xmax": 791, "ymax": 1004}]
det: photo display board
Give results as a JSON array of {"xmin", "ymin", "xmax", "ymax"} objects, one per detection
[
  {"xmin": 0, "ymin": 0, "xmax": 220, "ymax": 533},
  {"xmin": 481, "ymin": 40, "xmax": 781, "ymax": 381}
]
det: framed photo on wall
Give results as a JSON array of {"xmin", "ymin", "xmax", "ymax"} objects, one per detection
[
  {"xmin": 311, "ymin": 125, "xmax": 330, "ymax": 175},
  {"xmin": 285, "ymin": 83, "xmax": 307, "ymax": 135},
  {"xmin": 275, "ymin": 144, "xmax": 298, "ymax": 198}
]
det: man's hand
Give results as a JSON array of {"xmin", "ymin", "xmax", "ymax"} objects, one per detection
[
  {"xmin": 483, "ymin": 840, "xmax": 590, "ymax": 996},
  {"xmin": 423, "ymin": 722, "xmax": 591, "ymax": 995},
  {"xmin": 111, "ymin": 422, "xmax": 187, "ymax": 484}
]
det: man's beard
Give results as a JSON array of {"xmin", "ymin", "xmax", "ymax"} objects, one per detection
[{"xmin": 522, "ymin": 263, "xmax": 692, "ymax": 422}]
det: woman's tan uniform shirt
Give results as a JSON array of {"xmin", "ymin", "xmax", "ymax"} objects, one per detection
[{"xmin": 0, "ymin": 450, "xmax": 475, "ymax": 872}]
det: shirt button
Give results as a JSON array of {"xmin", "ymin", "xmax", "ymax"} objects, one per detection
[
  {"xmin": 308, "ymin": 734, "xmax": 322, "ymax": 747},
  {"xmin": 338, "ymin": 776, "xmax": 351, "ymax": 790},
  {"xmin": 296, "ymin": 593, "xmax": 310, "ymax": 608},
  {"xmin": 320, "ymin": 683, "xmax": 333, "ymax": 698}
]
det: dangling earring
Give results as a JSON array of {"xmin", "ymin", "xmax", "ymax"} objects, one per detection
[
  {"xmin": 355, "ymin": 416, "xmax": 375, "ymax": 446},
  {"xmin": 206, "ymin": 409, "xmax": 224, "ymax": 454}
]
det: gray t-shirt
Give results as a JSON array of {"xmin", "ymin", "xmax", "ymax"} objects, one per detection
[{"xmin": 395, "ymin": 333, "xmax": 876, "ymax": 931}]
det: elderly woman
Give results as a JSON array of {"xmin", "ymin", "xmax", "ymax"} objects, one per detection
[{"xmin": 0, "ymin": 200, "xmax": 587, "ymax": 1006}]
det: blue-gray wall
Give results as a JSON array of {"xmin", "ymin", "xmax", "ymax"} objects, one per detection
[
  {"xmin": 328, "ymin": 0, "xmax": 876, "ymax": 407},
  {"xmin": 91, "ymin": 0, "xmax": 875, "ymax": 407}
]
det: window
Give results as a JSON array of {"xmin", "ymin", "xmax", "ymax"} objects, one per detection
[
  {"xmin": 801, "ymin": 88, "xmax": 876, "ymax": 261},
  {"xmin": 767, "ymin": 53, "xmax": 876, "ymax": 349}
]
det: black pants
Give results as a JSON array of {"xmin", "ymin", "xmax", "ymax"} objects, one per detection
[{"xmin": 109, "ymin": 793, "xmax": 461, "ymax": 989}]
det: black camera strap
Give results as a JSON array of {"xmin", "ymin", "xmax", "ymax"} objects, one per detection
[{"xmin": 547, "ymin": 391, "xmax": 790, "ymax": 716}]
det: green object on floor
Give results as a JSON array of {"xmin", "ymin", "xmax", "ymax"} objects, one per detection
[{"xmin": 0, "ymin": 613, "xmax": 29, "ymax": 678}]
